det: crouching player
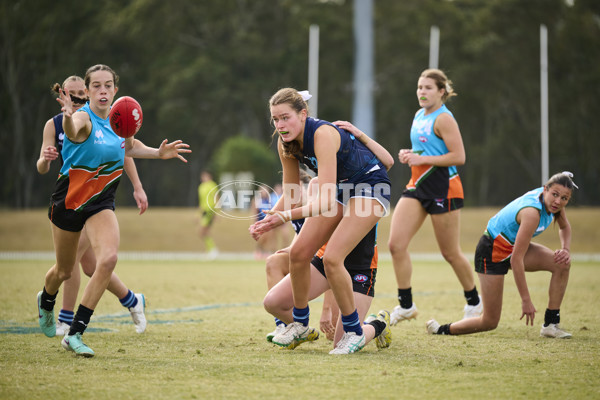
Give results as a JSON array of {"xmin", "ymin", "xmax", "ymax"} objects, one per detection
[{"xmin": 263, "ymin": 224, "xmax": 392, "ymax": 354}]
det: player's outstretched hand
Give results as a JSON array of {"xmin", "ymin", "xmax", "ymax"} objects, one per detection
[
  {"xmin": 57, "ymin": 88, "xmax": 74, "ymax": 117},
  {"xmin": 158, "ymin": 139, "xmax": 191, "ymax": 163}
]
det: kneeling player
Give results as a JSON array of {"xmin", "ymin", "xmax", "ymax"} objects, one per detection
[{"xmin": 263, "ymin": 225, "xmax": 392, "ymax": 354}]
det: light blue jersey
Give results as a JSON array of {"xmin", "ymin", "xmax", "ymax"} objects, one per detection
[
  {"xmin": 486, "ymin": 187, "xmax": 554, "ymax": 261},
  {"xmin": 56, "ymin": 103, "xmax": 124, "ymax": 211},
  {"xmin": 406, "ymin": 104, "xmax": 463, "ymax": 199}
]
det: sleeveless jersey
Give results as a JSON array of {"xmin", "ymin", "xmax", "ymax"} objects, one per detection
[
  {"xmin": 52, "ymin": 113, "xmax": 66, "ymax": 164},
  {"xmin": 53, "ymin": 103, "xmax": 124, "ymax": 211},
  {"xmin": 486, "ymin": 187, "xmax": 554, "ymax": 262},
  {"xmin": 406, "ymin": 104, "xmax": 464, "ymax": 199},
  {"xmin": 296, "ymin": 117, "xmax": 385, "ymax": 184}
]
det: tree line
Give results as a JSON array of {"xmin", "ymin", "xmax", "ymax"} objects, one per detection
[{"xmin": 1, "ymin": 0, "xmax": 598, "ymax": 208}]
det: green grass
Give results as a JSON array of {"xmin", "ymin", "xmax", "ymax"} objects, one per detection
[{"xmin": 1, "ymin": 258, "xmax": 599, "ymax": 399}]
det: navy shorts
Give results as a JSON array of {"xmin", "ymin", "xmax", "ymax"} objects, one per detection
[
  {"xmin": 311, "ymin": 255, "xmax": 377, "ymax": 297},
  {"xmin": 474, "ymin": 233, "xmax": 511, "ymax": 275},
  {"xmin": 337, "ymin": 166, "xmax": 391, "ymax": 215},
  {"xmin": 49, "ymin": 199, "xmax": 115, "ymax": 232},
  {"xmin": 401, "ymin": 189, "xmax": 463, "ymax": 215}
]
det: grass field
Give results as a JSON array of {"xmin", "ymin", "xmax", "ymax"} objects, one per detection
[
  {"xmin": 0, "ymin": 208, "xmax": 599, "ymax": 399},
  {"xmin": 1, "ymin": 259, "xmax": 599, "ymax": 399}
]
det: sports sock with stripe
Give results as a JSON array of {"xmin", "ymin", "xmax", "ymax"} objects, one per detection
[
  {"xmin": 292, "ymin": 306, "xmax": 310, "ymax": 326},
  {"xmin": 341, "ymin": 310, "xmax": 363, "ymax": 336}
]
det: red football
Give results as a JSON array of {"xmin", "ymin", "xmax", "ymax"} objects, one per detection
[{"xmin": 109, "ymin": 96, "xmax": 143, "ymax": 138}]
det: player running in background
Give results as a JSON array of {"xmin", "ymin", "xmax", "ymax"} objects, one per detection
[
  {"xmin": 427, "ymin": 172, "xmax": 577, "ymax": 338},
  {"xmin": 197, "ymin": 170, "xmax": 219, "ymax": 258},
  {"xmin": 37, "ymin": 75, "xmax": 148, "ymax": 336},
  {"xmin": 387, "ymin": 69, "xmax": 481, "ymax": 326},
  {"xmin": 37, "ymin": 64, "xmax": 190, "ymax": 357}
]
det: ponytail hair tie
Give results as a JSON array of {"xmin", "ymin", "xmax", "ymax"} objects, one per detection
[
  {"xmin": 298, "ymin": 90, "xmax": 312, "ymax": 101},
  {"xmin": 561, "ymin": 171, "xmax": 579, "ymax": 189}
]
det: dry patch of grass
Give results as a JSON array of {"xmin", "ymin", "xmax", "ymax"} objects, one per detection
[{"xmin": 1, "ymin": 207, "xmax": 599, "ymax": 253}]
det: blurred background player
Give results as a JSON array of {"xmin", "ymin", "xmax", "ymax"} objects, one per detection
[
  {"xmin": 197, "ymin": 170, "xmax": 219, "ymax": 258},
  {"xmin": 427, "ymin": 172, "xmax": 577, "ymax": 338},
  {"xmin": 269, "ymin": 183, "xmax": 292, "ymax": 250},
  {"xmin": 387, "ymin": 69, "xmax": 481, "ymax": 326},
  {"xmin": 37, "ymin": 75, "xmax": 148, "ymax": 336},
  {"xmin": 253, "ymin": 185, "xmax": 277, "ymax": 259}
]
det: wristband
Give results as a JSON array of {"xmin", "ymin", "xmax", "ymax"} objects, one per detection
[{"xmin": 274, "ymin": 210, "xmax": 292, "ymax": 223}]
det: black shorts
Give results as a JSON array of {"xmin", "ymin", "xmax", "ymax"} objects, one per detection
[
  {"xmin": 401, "ymin": 190, "xmax": 463, "ymax": 215},
  {"xmin": 311, "ymin": 255, "xmax": 377, "ymax": 297},
  {"xmin": 474, "ymin": 233, "xmax": 511, "ymax": 275},
  {"xmin": 48, "ymin": 199, "xmax": 115, "ymax": 232}
]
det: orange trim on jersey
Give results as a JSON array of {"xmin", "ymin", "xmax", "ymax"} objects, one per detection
[
  {"xmin": 65, "ymin": 166, "xmax": 122, "ymax": 211},
  {"xmin": 448, "ymin": 175, "xmax": 464, "ymax": 199},
  {"xmin": 491, "ymin": 234, "xmax": 513, "ymax": 263},
  {"xmin": 406, "ymin": 165, "xmax": 434, "ymax": 190}
]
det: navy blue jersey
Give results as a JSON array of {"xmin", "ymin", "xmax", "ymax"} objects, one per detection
[
  {"xmin": 52, "ymin": 113, "xmax": 65, "ymax": 165},
  {"xmin": 296, "ymin": 117, "xmax": 386, "ymax": 184}
]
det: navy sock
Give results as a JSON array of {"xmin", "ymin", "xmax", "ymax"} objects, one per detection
[
  {"xmin": 274, "ymin": 318, "xmax": 285, "ymax": 327},
  {"xmin": 40, "ymin": 287, "xmax": 57, "ymax": 312},
  {"xmin": 544, "ymin": 309, "xmax": 560, "ymax": 326},
  {"xmin": 398, "ymin": 288, "xmax": 412, "ymax": 309},
  {"xmin": 58, "ymin": 309, "xmax": 74, "ymax": 325},
  {"xmin": 119, "ymin": 290, "xmax": 137, "ymax": 308},
  {"xmin": 69, "ymin": 304, "xmax": 94, "ymax": 336},
  {"xmin": 341, "ymin": 310, "xmax": 363, "ymax": 336},
  {"xmin": 464, "ymin": 287, "xmax": 480, "ymax": 306},
  {"xmin": 292, "ymin": 306, "xmax": 310, "ymax": 326}
]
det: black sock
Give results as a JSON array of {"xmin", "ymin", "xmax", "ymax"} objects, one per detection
[
  {"xmin": 68, "ymin": 304, "xmax": 94, "ymax": 336},
  {"xmin": 398, "ymin": 288, "xmax": 413, "ymax": 309},
  {"xmin": 40, "ymin": 287, "xmax": 58, "ymax": 312},
  {"xmin": 464, "ymin": 286, "xmax": 480, "ymax": 306},
  {"xmin": 436, "ymin": 324, "xmax": 452, "ymax": 335},
  {"xmin": 544, "ymin": 309, "xmax": 560, "ymax": 327},
  {"xmin": 367, "ymin": 319, "xmax": 386, "ymax": 338}
]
